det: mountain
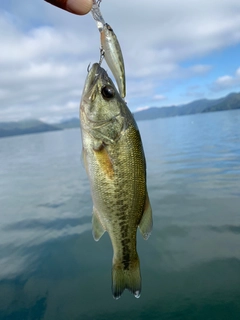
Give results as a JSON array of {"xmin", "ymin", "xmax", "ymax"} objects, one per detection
[
  {"xmin": 202, "ymin": 92, "xmax": 240, "ymax": 113},
  {"xmin": 1, "ymin": 92, "xmax": 239, "ymax": 138},
  {"xmin": 56, "ymin": 118, "xmax": 80, "ymax": 129},
  {"xmin": 0, "ymin": 119, "xmax": 61, "ymax": 138},
  {"xmin": 133, "ymin": 92, "xmax": 239, "ymax": 121}
]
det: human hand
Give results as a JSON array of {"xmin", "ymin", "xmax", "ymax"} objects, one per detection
[{"xmin": 44, "ymin": 0, "xmax": 92, "ymax": 15}]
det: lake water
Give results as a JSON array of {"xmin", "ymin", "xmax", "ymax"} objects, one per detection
[{"xmin": 0, "ymin": 110, "xmax": 240, "ymax": 320}]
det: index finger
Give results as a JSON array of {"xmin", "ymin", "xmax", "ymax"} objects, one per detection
[{"xmin": 44, "ymin": 0, "xmax": 92, "ymax": 15}]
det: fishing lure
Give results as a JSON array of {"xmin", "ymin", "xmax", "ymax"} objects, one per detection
[{"xmin": 91, "ymin": 0, "xmax": 126, "ymax": 98}]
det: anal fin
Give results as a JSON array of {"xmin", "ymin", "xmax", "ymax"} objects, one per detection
[
  {"xmin": 92, "ymin": 207, "xmax": 106, "ymax": 241},
  {"xmin": 138, "ymin": 192, "xmax": 153, "ymax": 240}
]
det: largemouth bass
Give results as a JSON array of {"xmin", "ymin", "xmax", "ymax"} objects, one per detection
[{"xmin": 79, "ymin": 63, "xmax": 152, "ymax": 299}]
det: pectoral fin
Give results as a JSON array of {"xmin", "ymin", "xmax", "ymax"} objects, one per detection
[
  {"xmin": 93, "ymin": 144, "xmax": 114, "ymax": 179},
  {"xmin": 138, "ymin": 192, "xmax": 153, "ymax": 240},
  {"xmin": 92, "ymin": 207, "xmax": 106, "ymax": 241}
]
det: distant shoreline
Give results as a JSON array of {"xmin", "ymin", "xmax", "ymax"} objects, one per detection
[{"xmin": 1, "ymin": 91, "xmax": 239, "ymax": 138}]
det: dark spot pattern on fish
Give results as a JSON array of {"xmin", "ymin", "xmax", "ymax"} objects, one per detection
[
  {"xmin": 118, "ymin": 221, "xmax": 131, "ymax": 270},
  {"xmin": 121, "ymin": 238, "xmax": 131, "ymax": 270},
  {"xmin": 121, "ymin": 238, "xmax": 130, "ymax": 245},
  {"xmin": 117, "ymin": 214, "xmax": 126, "ymax": 221},
  {"xmin": 122, "ymin": 254, "xmax": 130, "ymax": 269},
  {"xmin": 120, "ymin": 224, "xmax": 128, "ymax": 238}
]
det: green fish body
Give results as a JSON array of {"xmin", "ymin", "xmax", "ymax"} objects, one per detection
[{"xmin": 79, "ymin": 63, "xmax": 152, "ymax": 299}]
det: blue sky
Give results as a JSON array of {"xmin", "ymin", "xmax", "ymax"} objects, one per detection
[{"xmin": 1, "ymin": 0, "xmax": 240, "ymax": 122}]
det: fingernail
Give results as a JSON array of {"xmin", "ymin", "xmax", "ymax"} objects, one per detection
[{"xmin": 44, "ymin": 0, "xmax": 68, "ymax": 11}]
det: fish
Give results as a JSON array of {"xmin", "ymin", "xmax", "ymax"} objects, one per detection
[
  {"xmin": 91, "ymin": 1, "xmax": 126, "ymax": 98},
  {"xmin": 79, "ymin": 63, "xmax": 152, "ymax": 299}
]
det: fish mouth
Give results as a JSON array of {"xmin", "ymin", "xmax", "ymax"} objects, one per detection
[
  {"xmin": 82, "ymin": 62, "xmax": 104, "ymax": 99},
  {"xmin": 81, "ymin": 62, "xmax": 119, "ymax": 126}
]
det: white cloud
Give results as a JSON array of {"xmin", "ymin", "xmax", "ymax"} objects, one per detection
[
  {"xmin": 212, "ymin": 67, "xmax": 240, "ymax": 91},
  {"xmin": 188, "ymin": 65, "xmax": 212, "ymax": 75},
  {"xmin": 1, "ymin": 0, "xmax": 240, "ymax": 121},
  {"xmin": 0, "ymin": 11, "xmax": 94, "ymax": 122},
  {"xmin": 135, "ymin": 106, "xmax": 150, "ymax": 112},
  {"xmin": 153, "ymin": 94, "xmax": 166, "ymax": 101},
  {"xmin": 236, "ymin": 68, "xmax": 240, "ymax": 77},
  {"xmin": 216, "ymin": 75, "xmax": 234, "ymax": 85}
]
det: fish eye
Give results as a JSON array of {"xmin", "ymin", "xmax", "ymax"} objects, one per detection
[
  {"xmin": 106, "ymin": 23, "xmax": 113, "ymax": 32},
  {"xmin": 101, "ymin": 85, "xmax": 115, "ymax": 100}
]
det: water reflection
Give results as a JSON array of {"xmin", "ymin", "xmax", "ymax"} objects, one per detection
[
  {"xmin": 1, "ymin": 111, "xmax": 240, "ymax": 319},
  {"xmin": 1, "ymin": 231, "xmax": 240, "ymax": 320},
  {"xmin": 4, "ymin": 216, "xmax": 90, "ymax": 232}
]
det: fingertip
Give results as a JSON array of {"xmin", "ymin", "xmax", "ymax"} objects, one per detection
[{"xmin": 66, "ymin": 0, "xmax": 92, "ymax": 15}]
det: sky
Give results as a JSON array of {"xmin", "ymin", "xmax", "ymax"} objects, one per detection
[{"xmin": 1, "ymin": 0, "xmax": 240, "ymax": 123}]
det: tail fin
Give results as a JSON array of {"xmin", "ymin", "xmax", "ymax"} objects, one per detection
[{"xmin": 112, "ymin": 257, "xmax": 141, "ymax": 299}]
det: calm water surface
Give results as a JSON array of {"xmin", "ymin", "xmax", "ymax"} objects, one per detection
[{"xmin": 0, "ymin": 110, "xmax": 240, "ymax": 319}]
